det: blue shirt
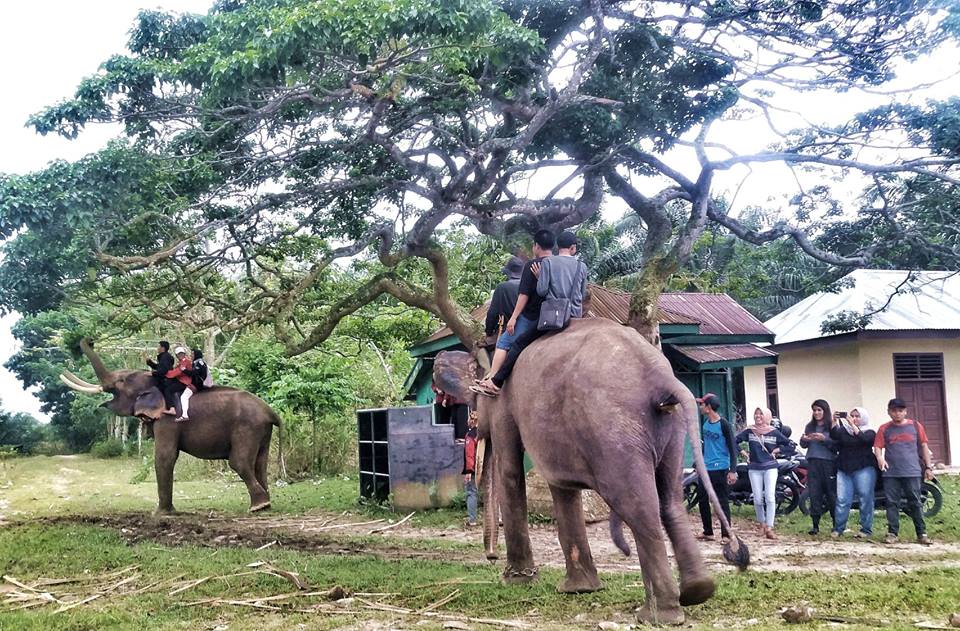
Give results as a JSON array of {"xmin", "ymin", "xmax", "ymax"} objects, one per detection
[{"xmin": 702, "ymin": 418, "xmax": 733, "ymax": 471}]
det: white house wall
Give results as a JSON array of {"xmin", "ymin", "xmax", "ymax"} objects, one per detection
[{"xmin": 744, "ymin": 342, "xmax": 861, "ymax": 439}]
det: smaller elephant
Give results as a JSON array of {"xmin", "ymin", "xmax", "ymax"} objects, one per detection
[
  {"xmin": 60, "ymin": 338, "xmax": 280, "ymax": 514},
  {"xmin": 433, "ymin": 319, "xmax": 747, "ymax": 625}
]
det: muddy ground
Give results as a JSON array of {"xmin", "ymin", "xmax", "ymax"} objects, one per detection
[{"xmin": 35, "ymin": 510, "xmax": 960, "ymax": 576}]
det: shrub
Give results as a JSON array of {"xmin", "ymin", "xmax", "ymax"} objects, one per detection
[{"xmin": 89, "ymin": 438, "xmax": 124, "ymax": 458}]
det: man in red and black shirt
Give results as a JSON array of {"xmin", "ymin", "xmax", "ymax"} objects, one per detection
[
  {"xmin": 462, "ymin": 412, "xmax": 479, "ymax": 527},
  {"xmin": 873, "ymin": 397, "xmax": 935, "ymax": 545}
]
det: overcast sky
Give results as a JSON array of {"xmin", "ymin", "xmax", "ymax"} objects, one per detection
[{"xmin": 0, "ymin": 2, "xmax": 956, "ymax": 420}]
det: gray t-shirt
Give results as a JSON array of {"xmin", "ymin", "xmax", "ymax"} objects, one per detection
[
  {"xmin": 536, "ymin": 255, "xmax": 587, "ymax": 317},
  {"xmin": 875, "ymin": 419, "xmax": 927, "ymax": 478}
]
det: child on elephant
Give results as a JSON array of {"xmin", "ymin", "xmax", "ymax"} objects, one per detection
[{"xmin": 166, "ymin": 346, "xmax": 196, "ymax": 422}]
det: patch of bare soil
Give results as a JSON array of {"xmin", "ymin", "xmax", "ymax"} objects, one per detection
[{"xmin": 32, "ymin": 512, "xmax": 960, "ymax": 576}]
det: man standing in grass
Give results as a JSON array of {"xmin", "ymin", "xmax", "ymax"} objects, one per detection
[
  {"xmin": 873, "ymin": 398, "xmax": 935, "ymax": 545},
  {"xmin": 695, "ymin": 393, "xmax": 737, "ymax": 543}
]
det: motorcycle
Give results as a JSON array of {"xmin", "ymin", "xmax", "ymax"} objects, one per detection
[
  {"xmin": 683, "ymin": 455, "xmax": 804, "ymax": 516},
  {"xmin": 799, "ymin": 472, "xmax": 944, "ymax": 518}
]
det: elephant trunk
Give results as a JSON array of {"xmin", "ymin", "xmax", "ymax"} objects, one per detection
[
  {"xmin": 79, "ymin": 337, "xmax": 113, "ymax": 385},
  {"xmin": 480, "ymin": 438, "xmax": 499, "ymax": 560}
]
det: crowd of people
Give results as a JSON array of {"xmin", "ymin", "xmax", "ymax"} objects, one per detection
[
  {"xmin": 696, "ymin": 394, "xmax": 936, "ymax": 545},
  {"xmin": 145, "ymin": 341, "xmax": 211, "ymax": 422}
]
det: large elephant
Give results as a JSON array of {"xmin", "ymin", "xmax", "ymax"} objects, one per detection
[
  {"xmin": 433, "ymin": 318, "xmax": 748, "ymax": 625},
  {"xmin": 60, "ymin": 338, "xmax": 280, "ymax": 514}
]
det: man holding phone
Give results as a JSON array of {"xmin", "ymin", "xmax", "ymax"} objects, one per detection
[{"xmin": 873, "ymin": 398, "xmax": 934, "ymax": 545}]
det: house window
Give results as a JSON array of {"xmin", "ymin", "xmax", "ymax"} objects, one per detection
[
  {"xmin": 764, "ymin": 366, "xmax": 780, "ymax": 418},
  {"xmin": 894, "ymin": 353, "xmax": 945, "ymax": 381}
]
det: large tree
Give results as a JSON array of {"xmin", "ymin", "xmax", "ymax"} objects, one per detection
[{"xmin": 2, "ymin": 0, "xmax": 958, "ymax": 355}]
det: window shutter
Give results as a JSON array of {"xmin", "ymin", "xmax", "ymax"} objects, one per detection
[{"xmin": 894, "ymin": 354, "xmax": 944, "ymax": 381}]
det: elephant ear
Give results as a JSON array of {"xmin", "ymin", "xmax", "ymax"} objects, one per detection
[
  {"xmin": 433, "ymin": 351, "xmax": 480, "ymax": 404},
  {"xmin": 134, "ymin": 388, "xmax": 167, "ymax": 420}
]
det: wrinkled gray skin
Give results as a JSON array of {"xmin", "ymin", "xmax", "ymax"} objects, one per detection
[
  {"xmin": 67, "ymin": 339, "xmax": 280, "ymax": 514},
  {"xmin": 434, "ymin": 319, "xmax": 745, "ymax": 625}
]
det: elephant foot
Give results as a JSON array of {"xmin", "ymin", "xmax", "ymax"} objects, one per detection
[
  {"xmin": 502, "ymin": 565, "xmax": 539, "ymax": 585},
  {"xmin": 679, "ymin": 576, "xmax": 715, "ymax": 606},
  {"xmin": 249, "ymin": 501, "xmax": 271, "ymax": 513},
  {"xmin": 636, "ymin": 603, "xmax": 684, "ymax": 626},
  {"xmin": 557, "ymin": 573, "xmax": 603, "ymax": 594}
]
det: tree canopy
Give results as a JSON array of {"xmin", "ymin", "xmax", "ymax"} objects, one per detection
[{"xmin": 1, "ymin": 0, "xmax": 958, "ymax": 354}]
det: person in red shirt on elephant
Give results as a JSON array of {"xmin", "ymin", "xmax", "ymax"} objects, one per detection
[{"xmin": 164, "ymin": 346, "xmax": 197, "ymax": 421}]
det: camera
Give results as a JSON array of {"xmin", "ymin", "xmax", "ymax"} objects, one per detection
[{"xmin": 837, "ymin": 411, "xmax": 847, "ymax": 419}]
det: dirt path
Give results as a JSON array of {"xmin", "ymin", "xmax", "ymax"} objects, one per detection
[{"xmin": 34, "ymin": 511, "xmax": 960, "ymax": 575}]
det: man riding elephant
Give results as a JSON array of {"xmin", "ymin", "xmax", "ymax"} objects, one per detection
[
  {"xmin": 434, "ymin": 318, "xmax": 748, "ymax": 625},
  {"xmin": 60, "ymin": 338, "xmax": 280, "ymax": 514}
]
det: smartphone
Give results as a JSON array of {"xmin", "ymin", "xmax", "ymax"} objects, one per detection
[{"xmin": 837, "ymin": 411, "xmax": 847, "ymax": 419}]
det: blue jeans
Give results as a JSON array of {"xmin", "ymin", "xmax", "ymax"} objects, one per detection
[
  {"xmin": 495, "ymin": 315, "xmax": 536, "ymax": 350},
  {"xmin": 465, "ymin": 474, "xmax": 478, "ymax": 522},
  {"xmin": 834, "ymin": 466, "xmax": 876, "ymax": 535},
  {"xmin": 748, "ymin": 468, "xmax": 778, "ymax": 528}
]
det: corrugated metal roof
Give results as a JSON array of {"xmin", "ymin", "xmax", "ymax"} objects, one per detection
[
  {"xmin": 670, "ymin": 344, "xmax": 777, "ymax": 365},
  {"xmin": 658, "ymin": 292, "xmax": 772, "ymax": 335},
  {"xmin": 420, "ymin": 302, "xmax": 491, "ymax": 344},
  {"xmin": 414, "ymin": 284, "xmax": 770, "ymax": 346},
  {"xmin": 765, "ymin": 270, "xmax": 960, "ymax": 346}
]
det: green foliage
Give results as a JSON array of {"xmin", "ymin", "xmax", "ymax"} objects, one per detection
[
  {"xmin": 89, "ymin": 438, "xmax": 125, "ymax": 459},
  {"xmin": 0, "ymin": 409, "xmax": 47, "ymax": 454},
  {"xmin": 222, "ymin": 331, "xmax": 414, "ymax": 475}
]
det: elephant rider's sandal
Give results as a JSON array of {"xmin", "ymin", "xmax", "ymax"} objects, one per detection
[{"xmin": 469, "ymin": 383, "xmax": 500, "ymax": 397}]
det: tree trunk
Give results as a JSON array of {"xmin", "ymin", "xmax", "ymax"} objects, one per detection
[{"xmin": 628, "ymin": 256, "xmax": 676, "ymax": 347}]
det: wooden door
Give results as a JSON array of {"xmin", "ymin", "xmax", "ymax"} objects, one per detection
[{"xmin": 894, "ymin": 353, "xmax": 951, "ymax": 465}]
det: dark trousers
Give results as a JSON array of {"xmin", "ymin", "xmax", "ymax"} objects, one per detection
[
  {"xmin": 491, "ymin": 325, "xmax": 545, "ymax": 387},
  {"xmin": 807, "ymin": 458, "xmax": 837, "ymax": 526},
  {"xmin": 163, "ymin": 379, "xmax": 185, "ymax": 410},
  {"xmin": 883, "ymin": 476, "xmax": 926, "ymax": 536},
  {"xmin": 697, "ymin": 469, "xmax": 731, "ymax": 537}
]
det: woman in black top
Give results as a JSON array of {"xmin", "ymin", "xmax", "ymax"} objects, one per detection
[
  {"xmin": 829, "ymin": 407, "xmax": 877, "ymax": 538},
  {"xmin": 799, "ymin": 399, "xmax": 838, "ymax": 535}
]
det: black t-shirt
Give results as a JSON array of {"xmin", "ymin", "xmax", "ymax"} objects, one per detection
[{"xmin": 519, "ymin": 257, "xmax": 545, "ymax": 320}]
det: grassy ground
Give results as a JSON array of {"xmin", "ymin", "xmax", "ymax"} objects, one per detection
[
  {"xmin": 2, "ymin": 455, "xmax": 959, "ymax": 630},
  {"xmin": 0, "ymin": 454, "xmax": 466, "ymax": 528}
]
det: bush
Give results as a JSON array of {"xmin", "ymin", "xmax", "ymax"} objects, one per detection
[
  {"xmin": 32, "ymin": 440, "xmax": 69, "ymax": 456},
  {"xmin": 89, "ymin": 438, "xmax": 125, "ymax": 458}
]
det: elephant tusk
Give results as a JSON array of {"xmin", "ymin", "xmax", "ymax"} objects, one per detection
[
  {"xmin": 62, "ymin": 369, "xmax": 103, "ymax": 390},
  {"xmin": 59, "ymin": 373, "xmax": 103, "ymax": 394}
]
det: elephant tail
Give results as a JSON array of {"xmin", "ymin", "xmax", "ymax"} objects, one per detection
[
  {"xmin": 608, "ymin": 511, "xmax": 631, "ymax": 556},
  {"xmin": 682, "ymin": 398, "xmax": 750, "ymax": 570}
]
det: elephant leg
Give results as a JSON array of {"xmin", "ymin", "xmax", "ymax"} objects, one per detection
[
  {"xmin": 154, "ymin": 444, "xmax": 179, "ymax": 514},
  {"xmin": 229, "ymin": 441, "xmax": 271, "ymax": 512},
  {"xmin": 548, "ymin": 485, "xmax": 602, "ymax": 593},
  {"xmin": 496, "ymin": 424, "xmax": 536, "ymax": 584},
  {"xmin": 254, "ymin": 430, "xmax": 272, "ymax": 500},
  {"xmin": 657, "ymin": 464, "xmax": 714, "ymax": 607},
  {"xmin": 602, "ymin": 469, "xmax": 684, "ymax": 626}
]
